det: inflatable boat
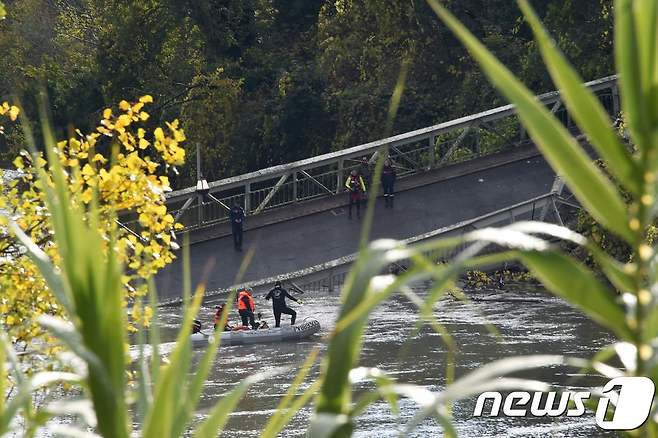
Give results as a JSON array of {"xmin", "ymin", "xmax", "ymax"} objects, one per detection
[{"xmin": 190, "ymin": 319, "xmax": 321, "ymax": 346}]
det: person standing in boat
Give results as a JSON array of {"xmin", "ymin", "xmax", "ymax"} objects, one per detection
[
  {"xmin": 265, "ymin": 281, "xmax": 299, "ymax": 328},
  {"xmin": 237, "ymin": 288, "xmax": 257, "ymax": 329}
]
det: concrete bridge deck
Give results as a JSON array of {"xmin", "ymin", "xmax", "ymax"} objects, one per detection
[{"xmin": 155, "ymin": 149, "xmax": 556, "ymax": 299}]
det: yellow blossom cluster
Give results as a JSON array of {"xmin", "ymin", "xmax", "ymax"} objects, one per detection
[
  {"xmin": 1, "ymin": 96, "xmax": 185, "ymax": 350},
  {"xmin": 0, "ymin": 101, "xmax": 20, "ymax": 135}
]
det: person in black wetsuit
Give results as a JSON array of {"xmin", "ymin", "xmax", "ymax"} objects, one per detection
[
  {"xmin": 229, "ymin": 204, "xmax": 245, "ymax": 250},
  {"xmin": 265, "ymin": 281, "xmax": 299, "ymax": 328}
]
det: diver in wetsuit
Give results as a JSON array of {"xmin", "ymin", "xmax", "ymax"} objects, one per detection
[{"xmin": 265, "ymin": 281, "xmax": 299, "ymax": 328}]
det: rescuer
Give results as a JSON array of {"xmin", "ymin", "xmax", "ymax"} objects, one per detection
[{"xmin": 265, "ymin": 280, "xmax": 299, "ymax": 328}]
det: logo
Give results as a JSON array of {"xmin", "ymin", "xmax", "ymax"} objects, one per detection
[{"xmin": 474, "ymin": 377, "xmax": 655, "ymax": 431}]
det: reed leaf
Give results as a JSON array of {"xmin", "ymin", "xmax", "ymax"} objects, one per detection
[
  {"xmin": 428, "ymin": 0, "xmax": 634, "ymax": 243},
  {"xmin": 519, "ymin": 251, "xmax": 632, "ymax": 340},
  {"xmin": 518, "ymin": 0, "xmax": 641, "ymax": 195}
]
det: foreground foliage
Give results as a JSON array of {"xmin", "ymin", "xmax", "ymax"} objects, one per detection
[
  {"xmin": 1, "ymin": 0, "xmax": 657, "ymax": 437},
  {"xmin": 0, "ymin": 96, "xmax": 184, "ymax": 360},
  {"xmin": 308, "ymin": 0, "xmax": 658, "ymax": 436}
]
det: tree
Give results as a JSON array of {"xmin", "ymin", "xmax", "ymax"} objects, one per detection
[{"xmin": 0, "ymin": 96, "xmax": 185, "ymax": 355}]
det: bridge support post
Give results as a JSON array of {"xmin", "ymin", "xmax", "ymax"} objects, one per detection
[
  {"xmin": 327, "ymin": 269, "xmax": 334, "ymax": 293},
  {"xmin": 197, "ymin": 194, "xmax": 203, "ymax": 227},
  {"xmin": 292, "ymin": 171, "xmax": 298, "ymax": 202},
  {"xmin": 612, "ymin": 84, "xmax": 620, "ymax": 116},
  {"xmin": 428, "ymin": 135, "xmax": 435, "ymax": 170},
  {"xmin": 336, "ymin": 160, "xmax": 344, "ymax": 194},
  {"xmin": 244, "ymin": 183, "xmax": 251, "ymax": 213}
]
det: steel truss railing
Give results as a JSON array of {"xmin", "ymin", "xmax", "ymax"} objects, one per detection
[{"xmin": 140, "ymin": 75, "xmax": 618, "ymax": 234}]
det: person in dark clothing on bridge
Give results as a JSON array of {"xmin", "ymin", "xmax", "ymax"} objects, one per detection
[
  {"xmin": 381, "ymin": 159, "xmax": 397, "ymax": 208},
  {"xmin": 229, "ymin": 204, "xmax": 245, "ymax": 250},
  {"xmin": 345, "ymin": 169, "xmax": 367, "ymax": 219},
  {"xmin": 265, "ymin": 281, "xmax": 299, "ymax": 328}
]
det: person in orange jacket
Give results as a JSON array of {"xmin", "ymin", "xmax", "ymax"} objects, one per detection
[
  {"xmin": 345, "ymin": 169, "xmax": 367, "ymax": 219},
  {"xmin": 237, "ymin": 288, "xmax": 257, "ymax": 329}
]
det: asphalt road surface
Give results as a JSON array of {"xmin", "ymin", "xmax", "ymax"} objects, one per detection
[{"xmin": 155, "ymin": 156, "xmax": 555, "ymax": 298}]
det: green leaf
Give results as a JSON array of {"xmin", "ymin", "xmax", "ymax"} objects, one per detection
[
  {"xmin": 519, "ymin": 0, "xmax": 641, "ymax": 195},
  {"xmin": 172, "ymin": 289, "xmax": 236, "ymax": 437},
  {"xmin": 349, "ymin": 368, "xmax": 399, "ymax": 417},
  {"xmin": 429, "ymin": 0, "xmax": 634, "ymax": 243},
  {"xmin": 635, "ymin": 0, "xmax": 658, "ymax": 124},
  {"xmin": 615, "ymin": 0, "xmax": 652, "ymax": 149},
  {"xmin": 193, "ymin": 369, "xmax": 285, "ymax": 438},
  {"xmin": 142, "ymin": 285, "xmax": 203, "ymax": 438},
  {"xmin": 8, "ymin": 221, "xmax": 74, "ymax": 315},
  {"xmin": 260, "ymin": 379, "xmax": 322, "ymax": 438},
  {"xmin": 519, "ymin": 251, "xmax": 632, "ymax": 340},
  {"xmin": 506, "ymin": 221, "xmax": 636, "ymax": 293},
  {"xmin": 306, "ymin": 413, "xmax": 352, "ymax": 438},
  {"xmin": 0, "ymin": 2, "xmax": 5, "ymax": 19},
  {"xmin": 314, "ymin": 240, "xmax": 401, "ymax": 421},
  {"xmin": 260, "ymin": 349, "xmax": 320, "ymax": 438}
]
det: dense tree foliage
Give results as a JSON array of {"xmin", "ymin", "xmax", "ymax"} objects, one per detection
[{"xmin": 0, "ymin": 0, "xmax": 614, "ymax": 187}]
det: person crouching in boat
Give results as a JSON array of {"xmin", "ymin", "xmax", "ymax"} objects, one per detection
[
  {"xmin": 213, "ymin": 304, "xmax": 233, "ymax": 331},
  {"xmin": 265, "ymin": 281, "xmax": 299, "ymax": 328},
  {"xmin": 192, "ymin": 319, "xmax": 202, "ymax": 334},
  {"xmin": 256, "ymin": 312, "xmax": 269, "ymax": 330},
  {"xmin": 237, "ymin": 288, "xmax": 258, "ymax": 329}
]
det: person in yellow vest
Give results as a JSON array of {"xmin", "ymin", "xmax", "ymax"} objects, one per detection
[
  {"xmin": 345, "ymin": 169, "xmax": 367, "ymax": 219},
  {"xmin": 236, "ymin": 288, "xmax": 257, "ymax": 329}
]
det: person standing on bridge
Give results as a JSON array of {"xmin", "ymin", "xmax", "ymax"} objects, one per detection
[
  {"xmin": 381, "ymin": 159, "xmax": 397, "ymax": 208},
  {"xmin": 237, "ymin": 288, "xmax": 257, "ymax": 329},
  {"xmin": 345, "ymin": 168, "xmax": 367, "ymax": 219},
  {"xmin": 265, "ymin": 281, "xmax": 299, "ymax": 328},
  {"xmin": 229, "ymin": 203, "xmax": 245, "ymax": 250}
]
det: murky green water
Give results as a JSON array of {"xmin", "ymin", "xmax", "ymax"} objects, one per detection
[{"xmin": 156, "ymin": 283, "xmax": 618, "ymax": 437}]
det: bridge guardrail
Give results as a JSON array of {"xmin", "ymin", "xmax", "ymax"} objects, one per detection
[{"xmin": 140, "ymin": 75, "xmax": 616, "ymax": 234}]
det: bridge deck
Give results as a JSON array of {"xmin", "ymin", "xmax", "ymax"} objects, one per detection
[{"xmin": 155, "ymin": 153, "xmax": 556, "ymax": 299}]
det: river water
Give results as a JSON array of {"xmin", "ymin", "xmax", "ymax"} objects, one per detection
[{"xmin": 156, "ymin": 283, "xmax": 617, "ymax": 437}]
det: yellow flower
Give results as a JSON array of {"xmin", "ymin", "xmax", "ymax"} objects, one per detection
[
  {"xmin": 9, "ymin": 105, "xmax": 19, "ymax": 121},
  {"xmin": 92, "ymin": 154, "xmax": 108, "ymax": 164}
]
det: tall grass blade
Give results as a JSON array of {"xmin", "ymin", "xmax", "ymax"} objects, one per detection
[
  {"xmin": 172, "ymin": 290, "xmax": 236, "ymax": 437},
  {"xmin": 615, "ymin": 0, "xmax": 651, "ymax": 148},
  {"xmin": 313, "ymin": 242, "xmax": 399, "ymax": 437},
  {"xmin": 141, "ymin": 288, "xmax": 200, "ymax": 437},
  {"xmin": 519, "ymin": 251, "xmax": 632, "ymax": 339},
  {"xmin": 193, "ymin": 369, "xmax": 285, "ymax": 438},
  {"xmin": 261, "ymin": 379, "xmax": 322, "ymax": 438},
  {"xmin": 147, "ymin": 280, "xmax": 161, "ymax": 385},
  {"xmin": 7, "ymin": 221, "xmax": 74, "ymax": 315},
  {"xmin": 518, "ymin": 0, "xmax": 641, "ymax": 195},
  {"xmin": 428, "ymin": 0, "xmax": 634, "ymax": 243},
  {"xmin": 260, "ymin": 348, "xmax": 320, "ymax": 438},
  {"xmin": 506, "ymin": 221, "xmax": 636, "ymax": 292},
  {"xmin": 635, "ymin": 0, "xmax": 658, "ymax": 116}
]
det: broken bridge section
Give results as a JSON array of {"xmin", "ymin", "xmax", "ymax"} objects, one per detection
[{"xmin": 150, "ymin": 76, "xmax": 618, "ymax": 300}]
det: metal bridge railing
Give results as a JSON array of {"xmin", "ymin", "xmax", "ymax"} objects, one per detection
[{"xmin": 143, "ymin": 75, "xmax": 618, "ymax": 234}]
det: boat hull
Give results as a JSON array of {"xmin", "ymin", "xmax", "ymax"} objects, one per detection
[{"xmin": 191, "ymin": 319, "xmax": 321, "ymax": 346}]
